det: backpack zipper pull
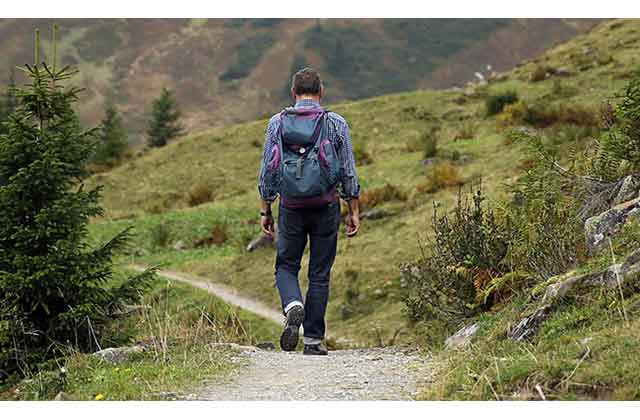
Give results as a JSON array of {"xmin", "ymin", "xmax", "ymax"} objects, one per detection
[{"xmin": 296, "ymin": 157, "xmax": 304, "ymax": 179}]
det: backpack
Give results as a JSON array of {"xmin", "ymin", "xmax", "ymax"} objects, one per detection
[{"xmin": 275, "ymin": 107, "xmax": 340, "ymax": 199}]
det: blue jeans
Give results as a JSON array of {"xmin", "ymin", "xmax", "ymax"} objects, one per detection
[{"xmin": 275, "ymin": 200, "xmax": 341, "ymax": 340}]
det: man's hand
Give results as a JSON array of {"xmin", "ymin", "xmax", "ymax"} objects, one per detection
[
  {"xmin": 260, "ymin": 202, "xmax": 274, "ymax": 236},
  {"xmin": 345, "ymin": 198, "xmax": 360, "ymax": 238},
  {"xmin": 345, "ymin": 213, "xmax": 360, "ymax": 237},
  {"xmin": 261, "ymin": 214, "xmax": 275, "ymax": 237}
]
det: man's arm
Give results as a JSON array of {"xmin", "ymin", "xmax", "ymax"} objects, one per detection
[
  {"xmin": 258, "ymin": 117, "xmax": 279, "ymax": 236},
  {"xmin": 332, "ymin": 116, "xmax": 361, "ymax": 237}
]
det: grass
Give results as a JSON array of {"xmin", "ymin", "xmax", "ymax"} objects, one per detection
[
  {"xmin": 84, "ymin": 19, "xmax": 640, "ymax": 357},
  {"xmin": 1, "ymin": 271, "xmax": 280, "ymax": 400},
  {"xmin": 422, "ymin": 286, "xmax": 640, "ymax": 400}
]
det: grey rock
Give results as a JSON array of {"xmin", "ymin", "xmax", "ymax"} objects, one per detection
[
  {"xmin": 209, "ymin": 342, "xmax": 259, "ymax": 353},
  {"xmin": 255, "ymin": 342, "xmax": 276, "ymax": 351},
  {"xmin": 422, "ymin": 157, "xmax": 439, "ymax": 166},
  {"xmin": 584, "ymin": 197, "xmax": 640, "ymax": 252},
  {"xmin": 246, "ymin": 234, "xmax": 275, "ymax": 252},
  {"xmin": 542, "ymin": 249, "xmax": 640, "ymax": 304},
  {"xmin": 360, "ymin": 208, "xmax": 391, "ymax": 220},
  {"xmin": 173, "ymin": 240, "xmax": 186, "ymax": 251},
  {"xmin": 54, "ymin": 391, "xmax": 72, "ymax": 401},
  {"xmin": 554, "ymin": 67, "xmax": 573, "ymax": 77},
  {"xmin": 445, "ymin": 323, "xmax": 479, "ymax": 348},
  {"xmin": 508, "ymin": 305, "xmax": 553, "ymax": 341},
  {"xmin": 93, "ymin": 345, "xmax": 145, "ymax": 364},
  {"xmin": 613, "ymin": 175, "xmax": 640, "ymax": 206}
]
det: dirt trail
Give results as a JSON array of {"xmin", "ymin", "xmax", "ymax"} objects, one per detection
[
  {"xmin": 130, "ymin": 265, "xmax": 431, "ymax": 400},
  {"xmin": 130, "ymin": 265, "xmax": 283, "ymax": 324}
]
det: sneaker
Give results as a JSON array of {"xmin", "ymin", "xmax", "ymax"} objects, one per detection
[
  {"xmin": 303, "ymin": 342, "xmax": 328, "ymax": 356},
  {"xmin": 280, "ymin": 305, "xmax": 304, "ymax": 351}
]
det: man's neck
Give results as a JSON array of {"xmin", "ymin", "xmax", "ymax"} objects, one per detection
[{"xmin": 295, "ymin": 96, "xmax": 321, "ymax": 104}]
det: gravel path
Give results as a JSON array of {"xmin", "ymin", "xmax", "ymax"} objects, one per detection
[
  {"xmin": 194, "ymin": 345, "xmax": 431, "ymax": 401},
  {"xmin": 130, "ymin": 265, "xmax": 283, "ymax": 324},
  {"xmin": 131, "ymin": 265, "xmax": 432, "ymax": 400}
]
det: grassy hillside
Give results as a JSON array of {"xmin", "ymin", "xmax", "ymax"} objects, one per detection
[
  {"xmin": 0, "ymin": 18, "xmax": 600, "ymax": 140},
  {"xmin": 86, "ymin": 18, "xmax": 640, "ymax": 352}
]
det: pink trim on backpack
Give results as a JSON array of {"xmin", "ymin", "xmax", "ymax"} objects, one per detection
[
  {"xmin": 318, "ymin": 139, "xmax": 331, "ymax": 168},
  {"xmin": 268, "ymin": 144, "xmax": 280, "ymax": 170}
]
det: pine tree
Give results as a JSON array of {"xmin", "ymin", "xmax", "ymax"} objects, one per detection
[
  {"xmin": 93, "ymin": 102, "xmax": 128, "ymax": 166},
  {"xmin": 0, "ymin": 29, "xmax": 154, "ymax": 378},
  {"xmin": 147, "ymin": 87, "xmax": 183, "ymax": 148}
]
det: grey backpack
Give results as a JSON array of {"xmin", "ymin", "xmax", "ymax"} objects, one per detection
[{"xmin": 275, "ymin": 107, "xmax": 340, "ymax": 199}]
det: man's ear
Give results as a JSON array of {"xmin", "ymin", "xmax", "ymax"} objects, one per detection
[{"xmin": 291, "ymin": 87, "xmax": 296, "ymax": 101}]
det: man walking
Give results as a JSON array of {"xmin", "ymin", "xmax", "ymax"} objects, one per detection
[{"xmin": 258, "ymin": 68, "xmax": 360, "ymax": 356}]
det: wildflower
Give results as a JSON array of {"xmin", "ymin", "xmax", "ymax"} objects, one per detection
[{"xmin": 95, "ymin": 393, "xmax": 105, "ymax": 401}]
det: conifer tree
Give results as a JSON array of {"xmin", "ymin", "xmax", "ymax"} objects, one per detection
[
  {"xmin": 0, "ymin": 29, "xmax": 154, "ymax": 378},
  {"xmin": 94, "ymin": 102, "xmax": 128, "ymax": 166},
  {"xmin": 147, "ymin": 87, "xmax": 183, "ymax": 148}
]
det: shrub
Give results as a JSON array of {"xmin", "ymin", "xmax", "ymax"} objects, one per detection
[
  {"xmin": 498, "ymin": 101, "xmax": 599, "ymax": 129},
  {"xmin": 347, "ymin": 183, "xmax": 407, "ymax": 215},
  {"xmin": 194, "ymin": 224, "xmax": 229, "ymax": 248},
  {"xmin": 485, "ymin": 90, "xmax": 519, "ymax": 116},
  {"xmin": 406, "ymin": 126, "xmax": 440, "ymax": 153},
  {"xmin": 402, "ymin": 188, "xmax": 509, "ymax": 325},
  {"xmin": 150, "ymin": 223, "xmax": 172, "ymax": 250},
  {"xmin": 530, "ymin": 65, "xmax": 549, "ymax": 82},
  {"xmin": 187, "ymin": 183, "xmax": 214, "ymax": 207},
  {"xmin": 452, "ymin": 121, "xmax": 476, "ymax": 141},
  {"xmin": 422, "ymin": 131, "xmax": 438, "ymax": 159},
  {"xmin": 417, "ymin": 163, "xmax": 463, "ymax": 193}
]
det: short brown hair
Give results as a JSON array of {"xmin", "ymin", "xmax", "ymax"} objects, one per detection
[{"xmin": 291, "ymin": 67, "xmax": 322, "ymax": 96}]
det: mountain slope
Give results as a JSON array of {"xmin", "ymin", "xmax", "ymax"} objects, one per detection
[
  {"xmin": 0, "ymin": 18, "xmax": 602, "ymax": 141},
  {"xmin": 86, "ymin": 19, "xmax": 640, "ymax": 349}
]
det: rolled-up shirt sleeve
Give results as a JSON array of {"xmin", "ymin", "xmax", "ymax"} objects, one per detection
[
  {"xmin": 258, "ymin": 116, "xmax": 280, "ymax": 202},
  {"xmin": 334, "ymin": 118, "xmax": 361, "ymax": 200}
]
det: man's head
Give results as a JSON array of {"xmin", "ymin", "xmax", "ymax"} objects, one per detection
[{"xmin": 291, "ymin": 67, "xmax": 324, "ymax": 101}]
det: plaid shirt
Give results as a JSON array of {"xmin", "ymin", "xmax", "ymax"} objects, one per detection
[{"xmin": 258, "ymin": 99, "xmax": 360, "ymax": 203}]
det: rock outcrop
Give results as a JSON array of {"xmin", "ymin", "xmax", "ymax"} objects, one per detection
[
  {"xmin": 584, "ymin": 197, "xmax": 640, "ymax": 252},
  {"xmin": 445, "ymin": 323, "xmax": 479, "ymax": 348},
  {"xmin": 509, "ymin": 248, "xmax": 640, "ymax": 341},
  {"xmin": 246, "ymin": 234, "xmax": 276, "ymax": 252},
  {"xmin": 93, "ymin": 345, "xmax": 145, "ymax": 363}
]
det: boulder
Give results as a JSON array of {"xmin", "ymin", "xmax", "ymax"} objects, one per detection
[
  {"xmin": 542, "ymin": 248, "xmax": 640, "ymax": 304},
  {"xmin": 508, "ymin": 305, "xmax": 553, "ymax": 342},
  {"xmin": 584, "ymin": 197, "xmax": 640, "ymax": 252},
  {"xmin": 360, "ymin": 208, "xmax": 391, "ymax": 220},
  {"xmin": 513, "ymin": 248, "xmax": 640, "ymax": 341},
  {"xmin": 208, "ymin": 342, "xmax": 259, "ymax": 353},
  {"xmin": 93, "ymin": 345, "xmax": 145, "ymax": 364},
  {"xmin": 445, "ymin": 323, "xmax": 479, "ymax": 348},
  {"xmin": 255, "ymin": 342, "xmax": 276, "ymax": 351},
  {"xmin": 173, "ymin": 240, "xmax": 186, "ymax": 251},
  {"xmin": 246, "ymin": 234, "xmax": 276, "ymax": 252},
  {"xmin": 613, "ymin": 175, "xmax": 640, "ymax": 206},
  {"xmin": 54, "ymin": 392, "xmax": 72, "ymax": 401}
]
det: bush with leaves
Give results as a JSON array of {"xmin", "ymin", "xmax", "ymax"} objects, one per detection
[
  {"xmin": 0, "ymin": 51, "xmax": 154, "ymax": 380},
  {"xmin": 485, "ymin": 90, "xmax": 518, "ymax": 116},
  {"xmin": 402, "ymin": 188, "xmax": 510, "ymax": 326}
]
